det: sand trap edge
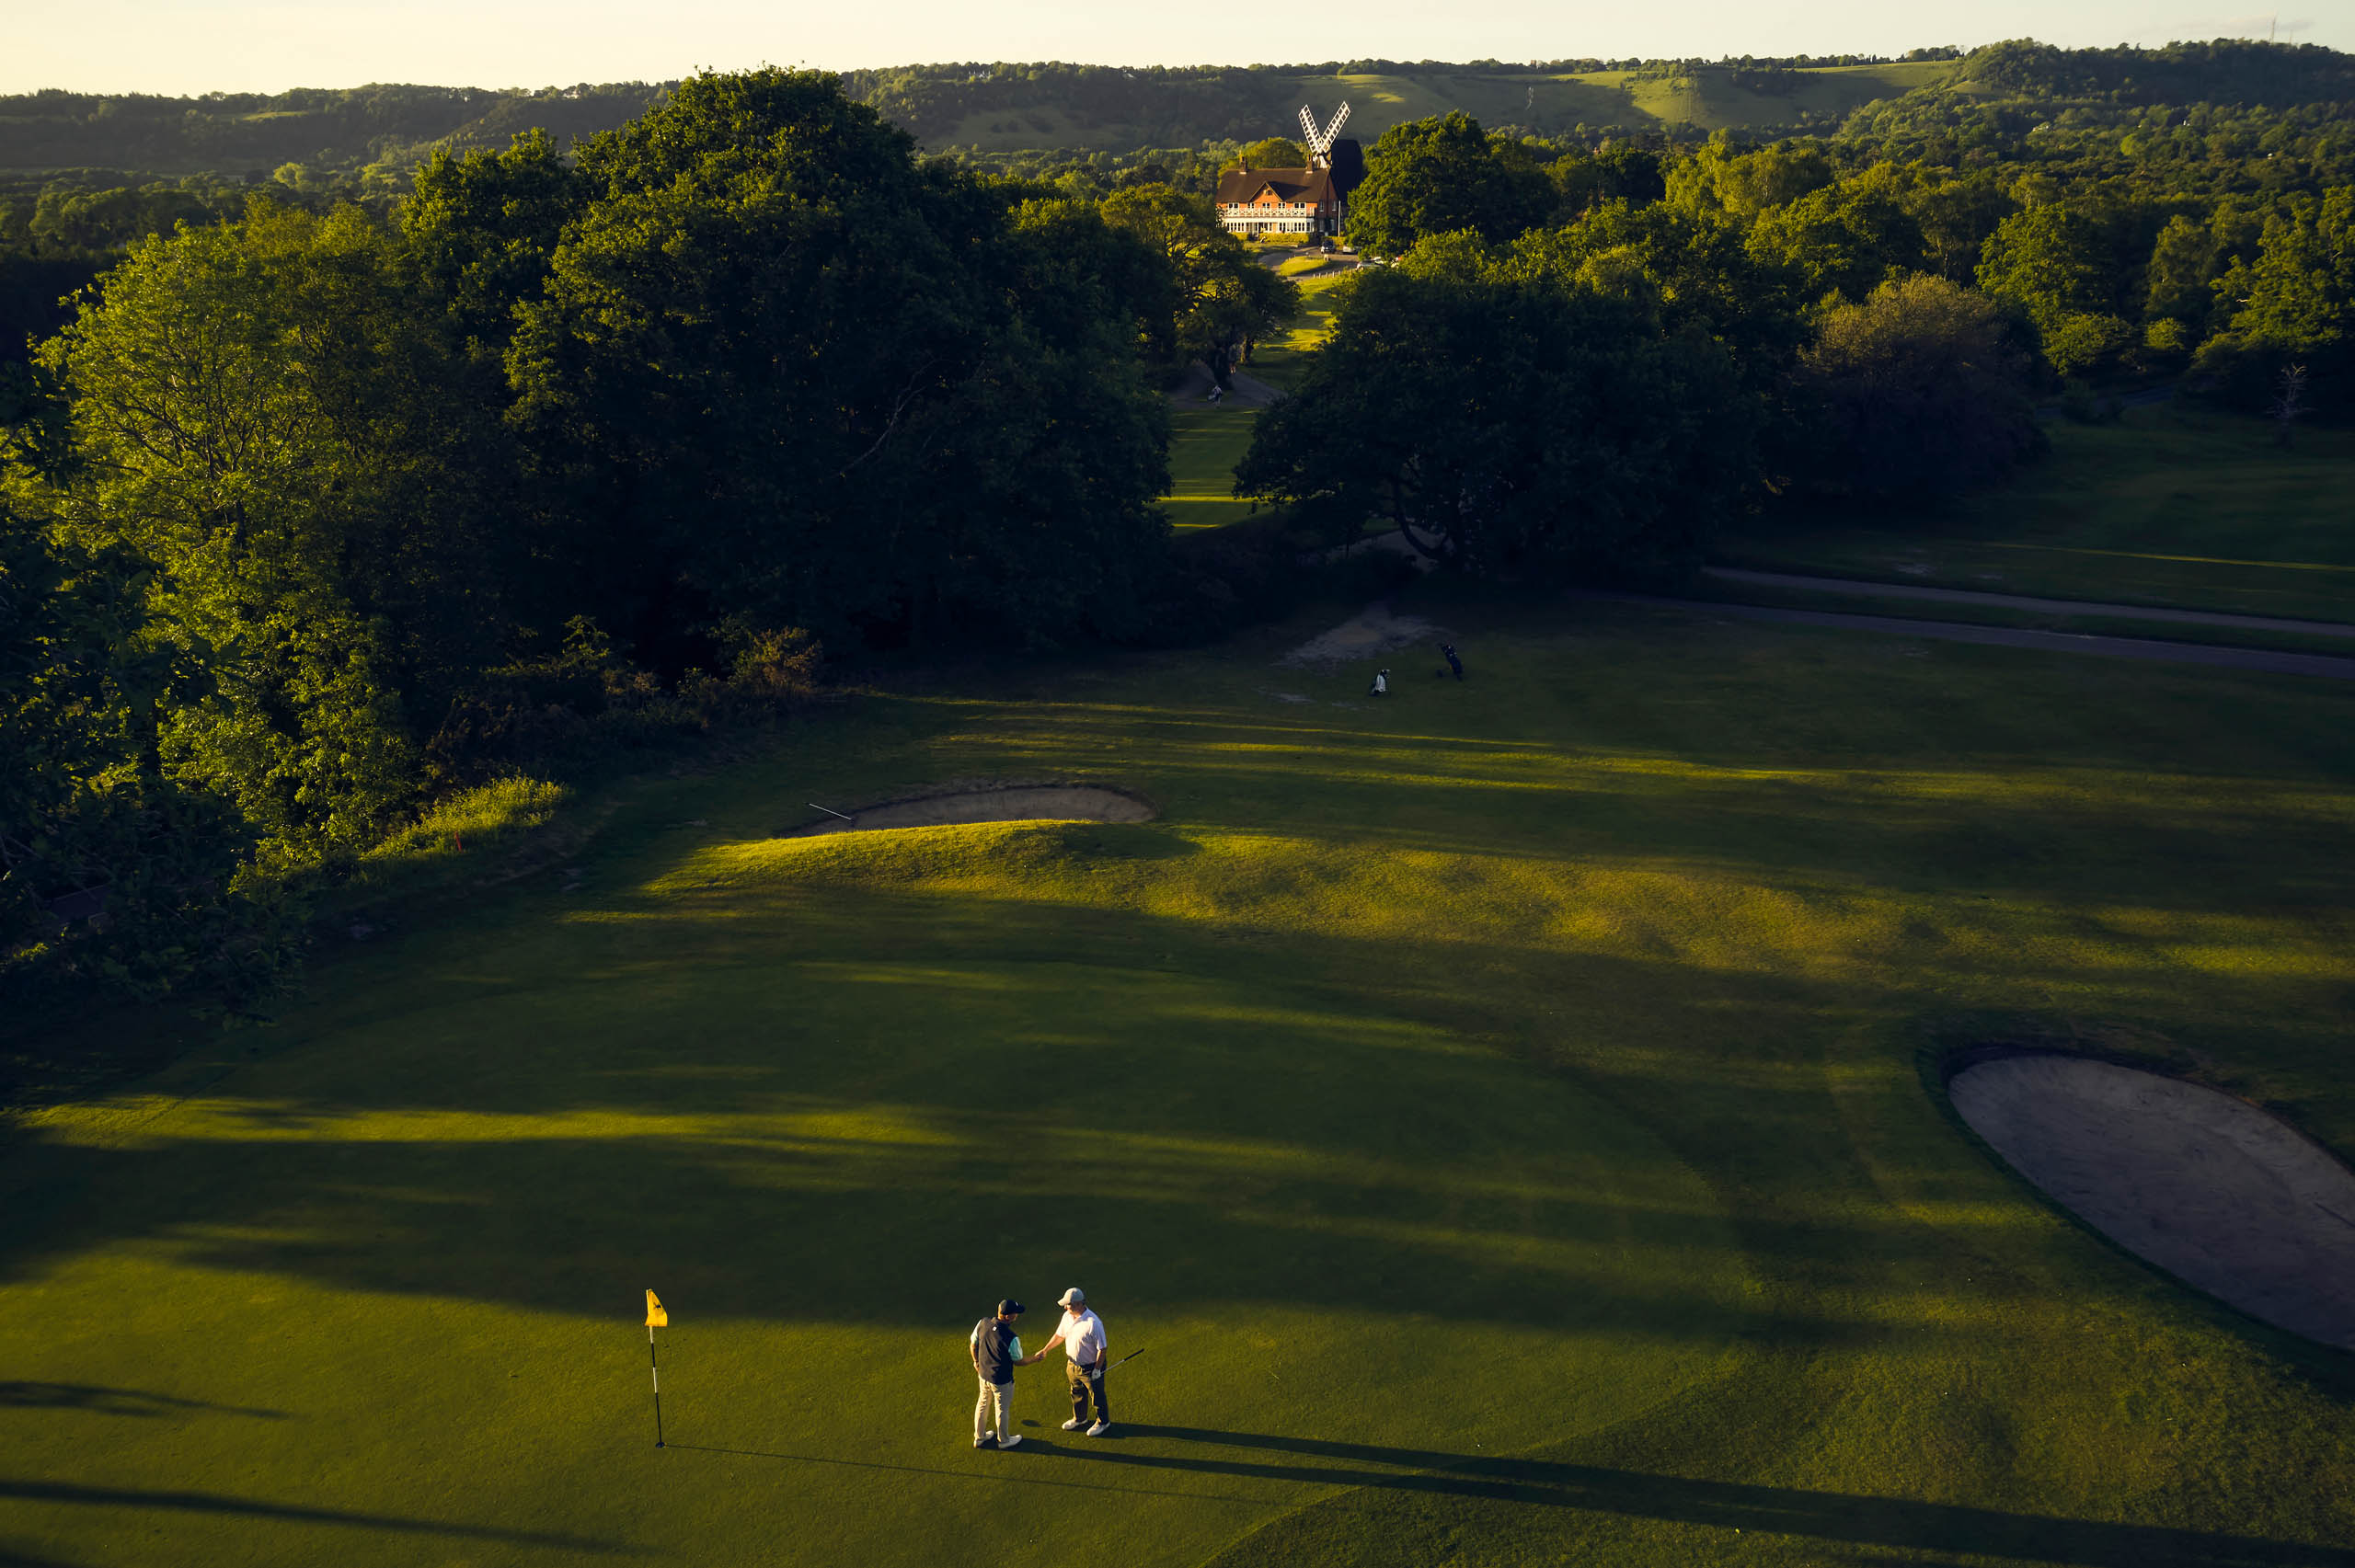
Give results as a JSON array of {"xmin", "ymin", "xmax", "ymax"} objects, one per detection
[
  {"xmin": 1936, "ymin": 1044, "xmax": 2355, "ymax": 1355},
  {"xmin": 781, "ymin": 783, "xmax": 1157, "ymax": 839}
]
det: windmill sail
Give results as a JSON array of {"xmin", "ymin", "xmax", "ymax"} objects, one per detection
[{"xmin": 1299, "ymin": 102, "xmax": 1350, "ymax": 165}]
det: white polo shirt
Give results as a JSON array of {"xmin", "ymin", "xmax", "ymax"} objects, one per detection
[{"xmin": 1056, "ymin": 1309, "xmax": 1107, "ymax": 1368}]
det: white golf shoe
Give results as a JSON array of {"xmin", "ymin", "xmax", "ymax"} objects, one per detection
[
  {"xmin": 1086, "ymin": 1421, "xmax": 1111, "ymax": 1436},
  {"xmin": 997, "ymin": 1433, "xmax": 1022, "ymax": 1448},
  {"xmin": 1062, "ymin": 1418, "xmax": 1085, "ymax": 1430}
]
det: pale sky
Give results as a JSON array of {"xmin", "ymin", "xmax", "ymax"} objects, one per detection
[{"xmin": 6, "ymin": 0, "xmax": 2342, "ymax": 96}]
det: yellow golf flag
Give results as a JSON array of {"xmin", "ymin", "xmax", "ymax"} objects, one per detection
[{"xmin": 644, "ymin": 1289, "xmax": 669, "ymax": 1329}]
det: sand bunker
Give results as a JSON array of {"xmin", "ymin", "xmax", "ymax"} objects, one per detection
[
  {"xmin": 784, "ymin": 786, "xmax": 1155, "ymax": 838},
  {"xmin": 1281, "ymin": 601, "xmax": 1445, "ymax": 667},
  {"xmin": 1949, "ymin": 1055, "xmax": 2355, "ymax": 1350}
]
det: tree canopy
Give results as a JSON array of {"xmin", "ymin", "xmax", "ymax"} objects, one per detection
[
  {"xmin": 1237, "ymin": 235, "xmax": 1753, "ymax": 580},
  {"xmin": 1343, "ymin": 112, "xmax": 1557, "ymax": 255}
]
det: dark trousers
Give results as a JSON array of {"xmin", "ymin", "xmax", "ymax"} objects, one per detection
[{"xmin": 1067, "ymin": 1360, "xmax": 1109, "ymax": 1425}]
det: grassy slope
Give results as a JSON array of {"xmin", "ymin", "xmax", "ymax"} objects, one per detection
[
  {"xmin": 1717, "ymin": 407, "xmax": 2355, "ymax": 624},
  {"xmin": 3, "ymin": 551, "xmax": 2354, "ymax": 1564},
  {"xmin": 936, "ymin": 63, "xmax": 1955, "ymax": 153},
  {"xmin": 1159, "ymin": 275, "xmax": 1345, "ymax": 531},
  {"xmin": 1162, "ymin": 406, "xmax": 1261, "ymax": 530}
]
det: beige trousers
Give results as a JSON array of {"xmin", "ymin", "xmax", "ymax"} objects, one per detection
[{"xmin": 974, "ymin": 1377, "xmax": 1012, "ymax": 1443}]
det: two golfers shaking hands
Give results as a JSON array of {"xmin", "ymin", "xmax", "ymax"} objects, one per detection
[{"xmin": 970, "ymin": 1287, "xmax": 1111, "ymax": 1449}]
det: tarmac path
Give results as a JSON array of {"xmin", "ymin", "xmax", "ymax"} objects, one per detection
[
  {"xmin": 1591, "ymin": 592, "xmax": 2355, "ymax": 681},
  {"xmin": 1703, "ymin": 567, "xmax": 2355, "ymax": 639}
]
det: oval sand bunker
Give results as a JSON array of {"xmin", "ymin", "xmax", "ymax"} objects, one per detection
[
  {"xmin": 1950, "ymin": 1055, "xmax": 2355, "ymax": 1350},
  {"xmin": 786, "ymin": 786, "xmax": 1154, "ymax": 837}
]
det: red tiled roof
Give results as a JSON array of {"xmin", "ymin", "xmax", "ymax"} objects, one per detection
[{"xmin": 1215, "ymin": 166, "xmax": 1337, "ymax": 207}]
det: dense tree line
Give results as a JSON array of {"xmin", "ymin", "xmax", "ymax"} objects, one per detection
[
  {"xmin": 1250, "ymin": 50, "xmax": 2349, "ymax": 582},
  {"xmin": 0, "ymin": 84, "xmax": 667, "ymax": 187},
  {"xmin": 0, "ymin": 71, "xmax": 1273, "ymax": 1009},
  {"xmin": 6, "ymin": 45, "xmax": 2352, "ymax": 1015},
  {"xmin": 1336, "ymin": 85, "xmax": 2353, "ymax": 403}
]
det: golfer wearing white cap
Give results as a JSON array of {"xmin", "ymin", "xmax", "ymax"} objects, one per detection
[{"xmin": 1040, "ymin": 1288, "xmax": 1112, "ymax": 1436}]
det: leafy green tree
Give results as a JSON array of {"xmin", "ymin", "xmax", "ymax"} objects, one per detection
[
  {"xmin": 2221, "ymin": 187, "xmax": 2354, "ymax": 346},
  {"xmin": 0, "ymin": 501, "xmax": 293, "ymax": 1005},
  {"xmin": 1899, "ymin": 171, "xmax": 2016, "ymax": 283},
  {"xmin": 1546, "ymin": 145, "xmax": 1668, "ymax": 219},
  {"xmin": 508, "ymin": 70, "xmax": 1171, "ymax": 654},
  {"xmin": 1236, "ymin": 235, "xmax": 1752, "ymax": 580},
  {"xmin": 33, "ymin": 200, "xmax": 501, "ymax": 855},
  {"xmin": 1978, "ymin": 203, "xmax": 2139, "ymax": 373},
  {"xmin": 401, "ymin": 129, "xmax": 591, "ymax": 358},
  {"xmin": 1790, "ymin": 273, "xmax": 2043, "ymax": 499},
  {"xmin": 1344, "ymin": 113, "xmax": 1555, "ymax": 255},
  {"xmin": 2039, "ymin": 311, "xmax": 2138, "ymax": 377},
  {"xmin": 2142, "ymin": 212, "xmax": 2222, "ymax": 330},
  {"xmin": 1505, "ymin": 201, "xmax": 1809, "ymax": 388},
  {"xmin": 1098, "ymin": 183, "xmax": 1293, "ymax": 372},
  {"xmin": 1666, "ymin": 137, "xmax": 1834, "ymax": 220},
  {"xmin": 1978, "ymin": 203, "xmax": 2120, "ymax": 331},
  {"xmin": 999, "ymin": 194, "xmax": 1173, "ymax": 357},
  {"xmin": 1748, "ymin": 169, "xmax": 1928, "ymax": 303},
  {"xmin": 2196, "ymin": 186, "xmax": 2355, "ymax": 409},
  {"xmin": 1230, "ymin": 137, "xmax": 1306, "ymax": 169}
]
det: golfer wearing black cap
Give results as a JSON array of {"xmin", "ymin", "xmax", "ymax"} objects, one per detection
[{"xmin": 970, "ymin": 1299, "xmax": 1044, "ymax": 1449}]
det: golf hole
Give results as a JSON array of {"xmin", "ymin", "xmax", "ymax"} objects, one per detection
[
  {"xmin": 785, "ymin": 785, "xmax": 1156, "ymax": 837},
  {"xmin": 1948, "ymin": 1053, "xmax": 2355, "ymax": 1350}
]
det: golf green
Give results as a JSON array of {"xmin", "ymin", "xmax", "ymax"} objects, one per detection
[{"xmin": 4, "ymin": 582, "xmax": 2354, "ymax": 1565}]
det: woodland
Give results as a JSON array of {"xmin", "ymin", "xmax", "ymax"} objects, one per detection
[{"xmin": 1, "ymin": 40, "xmax": 2351, "ymax": 1013}]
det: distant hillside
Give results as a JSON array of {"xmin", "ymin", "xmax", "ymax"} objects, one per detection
[
  {"xmin": 840, "ymin": 59, "xmax": 1962, "ymax": 153},
  {"xmin": 0, "ymin": 40, "xmax": 2348, "ymax": 183},
  {"xmin": 1954, "ymin": 38, "xmax": 2355, "ymax": 103},
  {"xmin": 0, "ymin": 83, "xmax": 666, "ymax": 179}
]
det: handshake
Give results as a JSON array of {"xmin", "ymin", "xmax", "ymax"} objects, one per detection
[{"xmin": 970, "ymin": 1288, "xmax": 1116, "ymax": 1448}]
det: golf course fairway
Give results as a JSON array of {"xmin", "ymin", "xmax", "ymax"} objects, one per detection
[{"xmin": 5, "ymin": 578, "xmax": 2354, "ymax": 1566}]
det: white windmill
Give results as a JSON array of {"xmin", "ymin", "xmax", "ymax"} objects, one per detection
[{"xmin": 1299, "ymin": 101, "xmax": 1350, "ymax": 168}]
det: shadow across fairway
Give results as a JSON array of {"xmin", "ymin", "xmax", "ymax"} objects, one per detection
[
  {"xmin": 0, "ymin": 1480, "xmax": 638, "ymax": 1553},
  {"xmin": 0, "ymin": 1546, "xmax": 81, "ymax": 1568},
  {"xmin": 0, "ymin": 1383, "xmax": 287, "ymax": 1420},
  {"xmin": 661, "ymin": 1443, "xmax": 1263, "ymax": 1504},
  {"xmin": 1029, "ymin": 1427, "xmax": 2355, "ymax": 1567}
]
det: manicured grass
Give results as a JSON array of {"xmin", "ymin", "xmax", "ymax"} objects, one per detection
[
  {"xmin": 4, "ymin": 574, "xmax": 2354, "ymax": 1567},
  {"xmin": 1162, "ymin": 406, "xmax": 1263, "ymax": 530},
  {"xmin": 1160, "ymin": 277, "xmax": 1342, "ymax": 530},
  {"xmin": 1246, "ymin": 274, "xmax": 1347, "ymax": 396},
  {"xmin": 1719, "ymin": 406, "xmax": 2355, "ymax": 623}
]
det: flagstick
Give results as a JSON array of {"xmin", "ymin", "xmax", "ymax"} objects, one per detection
[{"xmin": 649, "ymin": 1322, "xmax": 664, "ymax": 1448}]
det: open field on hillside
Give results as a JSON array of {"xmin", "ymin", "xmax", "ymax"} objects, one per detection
[
  {"xmin": 4, "ymin": 533, "xmax": 2355, "ymax": 1565},
  {"xmin": 1717, "ymin": 408, "xmax": 2355, "ymax": 624},
  {"xmin": 936, "ymin": 62, "xmax": 1957, "ymax": 153}
]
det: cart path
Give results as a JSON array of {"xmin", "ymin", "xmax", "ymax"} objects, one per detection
[
  {"xmin": 1703, "ymin": 567, "xmax": 2355, "ymax": 638},
  {"xmin": 1591, "ymin": 593, "xmax": 2355, "ymax": 681}
]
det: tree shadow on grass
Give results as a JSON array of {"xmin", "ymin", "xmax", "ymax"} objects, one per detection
[
  {"xmin": 661, "ymin": 1442, "xmax": 1264, "ymax": 1505},
  {"xmin": 0, "ymin": 1480, "xmax": 636, "ymax": 1554},
  {"xmin": 0, "ymin": 1384, "xmax": 287, "ymax": 1421},
  {"xmin": 0, "ymin": 1542, "xmax": 81, "ymax": 1568},
  {"xmin": 1038, "ymin": 1426, "xmax": 2355, "ymax": 1568}
]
